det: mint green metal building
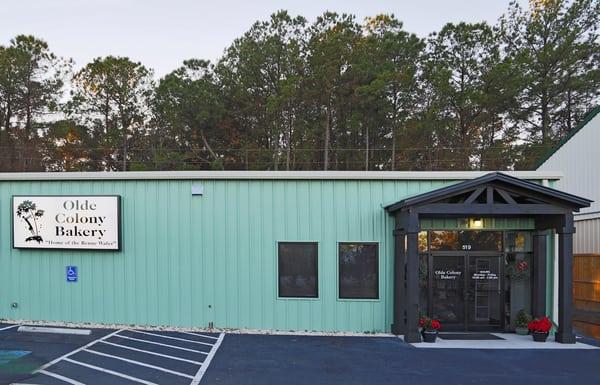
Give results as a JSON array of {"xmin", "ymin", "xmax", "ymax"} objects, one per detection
[{"xmin": 0, "ymin": 171, "xmax": 589, "ymax": 343}]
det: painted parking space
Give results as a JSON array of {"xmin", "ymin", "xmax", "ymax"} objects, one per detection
[
  {"xmin": 0, "ymin": 325, "xmax": 116, "ymax": 385},
  {"xmin": 21, "ymin": 329, "xmax": 224, "ymax": 385}
]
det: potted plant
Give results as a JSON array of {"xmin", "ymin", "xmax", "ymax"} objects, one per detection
[
  {"xmin": 515, "ymin": 309, "xmax": 532, "ymax": 335},
  {"xmin": 528, "ymin": 316, "xmax": 552, "ymax": 342},
  {"xmin": 419, "ymin": 316, "xmax": 441, "ymax": 343}
]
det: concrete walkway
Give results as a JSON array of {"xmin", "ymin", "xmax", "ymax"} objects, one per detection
[{"xmin": 411, "ymin": 333, "xmax": 598, "ymax": 349}]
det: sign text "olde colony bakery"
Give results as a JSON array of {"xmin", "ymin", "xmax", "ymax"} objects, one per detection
[{"xmin": 55, "ymin": 199, "xmax": 107, "ymax": 238}]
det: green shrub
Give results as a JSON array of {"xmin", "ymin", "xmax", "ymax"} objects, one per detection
[{"xmin": 516, "ymin": 309, "xmax": 532, "ymax": 328}]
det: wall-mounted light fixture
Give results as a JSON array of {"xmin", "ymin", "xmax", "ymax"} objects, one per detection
[{"xmin": 469, "ymin": 218, "xmax": 483, "ymax": 229}]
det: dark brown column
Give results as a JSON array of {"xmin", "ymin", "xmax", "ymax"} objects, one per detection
[
  {"xmin": 555, "ymin": 213, "xmax": 576, "ymax": 344},
  {"xmin": 404, "ymin": 222, "xmax": 421, "ymax": 343},
  {"xmin": 392, "ymin": 228, "xmax": 406, "ymax": 335},
  {"xmin": 532, "ymin": 230, "xmax": 547, "ymax": 318}
]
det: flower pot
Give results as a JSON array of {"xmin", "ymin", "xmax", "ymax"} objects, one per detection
[
  {"xmin": 421, "ymin": 330, "xmax": 438, "ymax": 343},
  {"xmin": 532, "ymin": 331, "xmax": 549, "ymax": 342},
  {"xmin": 515, "ymin": 326, "xmax": 529, "ymax": 335}
]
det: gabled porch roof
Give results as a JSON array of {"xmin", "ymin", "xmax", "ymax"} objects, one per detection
[
  {"xmin": 388, "ymin": 172, "xmax": 591, "ymax": 345},
  {"xmin": 385, "ymin": 172, "xmax": 591, "ymax": 216}
]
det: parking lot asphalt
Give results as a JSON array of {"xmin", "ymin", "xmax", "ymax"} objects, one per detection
[
  {"xmin": 0, "ymin": 323, "xmax": 223, "ymax": 385},
  {"xmin": 202, "ymin": 334, "xmax": 600, "ymax": 385},
  {"xmin": 0, "ymin": 323, "xmax": 115, "ymax": 385},
  {"xmin": 1, "ymin": 323, "xmax": 600, "ymax": 385}
]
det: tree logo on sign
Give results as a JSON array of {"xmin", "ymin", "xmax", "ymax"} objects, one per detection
[{"xmin": 16, "ymin": 200, "xmax": 45, "ymax": 243}]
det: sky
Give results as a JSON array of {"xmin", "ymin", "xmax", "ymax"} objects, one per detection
[{"xmin": 1, "ymin": 0, "xmax": 527, "ymax": 77}]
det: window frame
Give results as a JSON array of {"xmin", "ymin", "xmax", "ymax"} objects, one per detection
[
  {"xmin": 337, "ymin": 241, "xmax": 380, "ymax": 301},
  {"xmin": 276, "ymin": 241, "xmax": 319, "ymax": 300}
]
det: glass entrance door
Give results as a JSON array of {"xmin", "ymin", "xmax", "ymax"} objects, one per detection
[
  {"xmin": 466, "ymin": 255, "xmax": 503, "ymax": 330},
  {"xmin": 430, "ymin": 254, "xmax": 504, "ymax": 331},
  {"xmin": 431, "ymin": 255, "xmax": 465, "ymax": 328}
]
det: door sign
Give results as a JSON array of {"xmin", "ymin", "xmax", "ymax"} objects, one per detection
[
  {"xmin": 471, "ymin": 270, "xmax": 498, "ymax": 280},
  {"xmin": 434, "ymin": 270, "xmax": 462, "ymax": 280}
]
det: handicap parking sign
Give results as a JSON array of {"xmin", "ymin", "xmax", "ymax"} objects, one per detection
[{"xmin": 66, "ymin": 266, "xmax": 78, "ymax": 282}]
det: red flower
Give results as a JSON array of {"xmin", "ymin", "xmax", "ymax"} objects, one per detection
[
  {"xmin": 528, "ymin": 316, "xmax": 552, "ymax": 333},
  {"xmin": 419, "ymin": 316, "xmax": 441, "ymax": 331}
]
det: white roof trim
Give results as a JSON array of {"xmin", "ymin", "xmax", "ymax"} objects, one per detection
[
  {"xmin": 575, "ymin": 211, "xmax": 600, "ymax": 221},
  {"xmin": 0, "ymin": 171, "xmax": 563, "ymax": 181}
]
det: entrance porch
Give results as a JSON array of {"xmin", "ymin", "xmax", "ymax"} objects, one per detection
[{"xmin": 385, "ymin": 172, "xmax": 592, "ymax": 343}]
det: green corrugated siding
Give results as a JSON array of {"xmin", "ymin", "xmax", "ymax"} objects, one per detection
[{"xmin": 0, "ymin": 178, "xmax": 548, "ymax": 332}]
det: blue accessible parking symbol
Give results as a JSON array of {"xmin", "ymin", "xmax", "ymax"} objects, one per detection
[{"xmin": 66, "ymin": 266, "xmax": 78, "ymax": 282}]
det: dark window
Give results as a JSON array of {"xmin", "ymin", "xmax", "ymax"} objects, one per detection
[
  {"xmin": 429, "ymin": 230, "xmax": 502, "ymax": 252},
  {"xmin": 429, "ymin": 231, "xmax": 460, "ymax": 251},
  {"xmin": 418, "ymin": 231, "xmax": 428, "ymax": 252},
  {"xmin": 505, "ymin": 231, "xmax": 532, "ymax": 252},
  {"xmin": 459, "ymin": 231, "xmax": 502, "ymax": 251},
  {"xmin": 278, "ymin": 242, "xmax": 318, "ymax": 298},
  {"xmin": 339, "ymin": 243, "xmax": 379, "ymax": 299}
]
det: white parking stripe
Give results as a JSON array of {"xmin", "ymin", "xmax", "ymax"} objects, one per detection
[
  {"xmin": 37, "ymin": 369, "xmax": 85, "ymax": 385},
  {"xmin": 127, "ymin": 330, "xmax": 215, "ymax": 346},
  {"xmin": 190, "ymin": 333, "xmax": 225, "ymax": 385},
  {"xmin": 0, "ymin": 324, "xmax": 19, "ymax": 331},
  {"xmin": 99, "ymin": 340, "xmax": 203, "ymax": 365},
  {"xmin": 64, "ymin": 358, "xmax": 158, "ymax": 385},
  {"xmin": 84, "ymin": 349, "xmax": 194, "ymax": 379},
  {"xmin": 175, "ymin": 330, "xmax": 219, "ymax": 340},
  {"xmin": 36, "ymin": 329, "xmax": 126, "ymax": 372},
  {"xmin": 114, "ymin": 334, "xmax": 210, "ymax": 354}
]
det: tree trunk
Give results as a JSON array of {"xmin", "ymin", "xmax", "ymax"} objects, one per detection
[
  {"xmin": 391, "ymin": 127, "xmax": 396, "ymax": 171},
  {"xmin": 323, "ymin": 103, "xmax": 331, "ymax": 171},
  {"xmin": 200, "ymin": 129, "xmax": 223, "ymax": 170},
  {"xmin": 4, "ymin": 100, "xmax": 11, "ymax": 137},
  {"xmin": 122, "ymin": 126, "xmax": 127, "ymax": 171},
  {"xmin": 365, "ymin": 124, "xmax": 369, "ymax": 171},
  {"xmin": 273, "ymin": 121, "xmax": 279, "ymax": 171},
  {"xmin": 119, "ymin": 102, "xmax": 129, "ymax": 172},
  {"xmin": 541, "ymin": 91, "xmax": 549, "ymax": 143},
  {"xmin": 566, "ymin": 89, "xmax": 572, "ymax": 134},
  {"xmin": 4, "ymin": 100, "xmax": 12, "ymax": 171},
  {"xmin": 104, "ymin": 96, "xmax": 110, "ymax": 170},
  {"xmin": 286, "ymin": 112, "xmax": 292, "ymax": 171},
  {"xmin": 25, "ymin": 64, "xmax": 32, "ymax": 132},
  {"xmin": 391, "ymin": 90, "xmax": 399, "ymax": 171}
]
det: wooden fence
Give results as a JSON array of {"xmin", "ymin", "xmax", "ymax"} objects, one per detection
[
  {"xmin": 573, "ymin": 254, "xmax": 600, "ymax": 312},
  {"xmin": 573, "ymin": 254, "xmax": 600, "ymax": 337}
]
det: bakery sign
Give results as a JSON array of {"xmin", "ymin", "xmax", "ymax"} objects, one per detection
[{"xmin": 13, "ymin": 195, "xmax": 121, "ymax": 250}]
